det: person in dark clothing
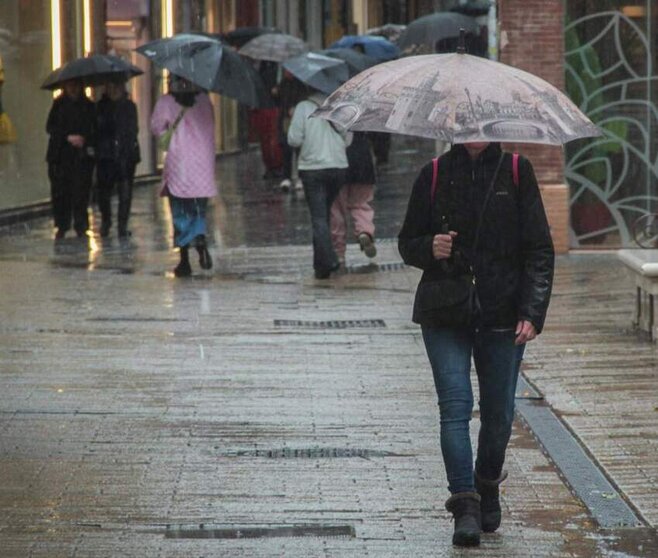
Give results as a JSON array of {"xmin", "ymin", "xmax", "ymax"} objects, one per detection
[
  {"xmin": 95, "ymin": 77, "xmax": 140, "ymax": 238},
  {"xmin": 398, "ymin": 142, "xmax": 554, "ymax": 547},
  {"xmin": 271, "ymin": 71, "xmax": 308, "ymax": 191},
  {"xmin": 46, "ymin": 79, "xmax": 96, "ymax": 239}
]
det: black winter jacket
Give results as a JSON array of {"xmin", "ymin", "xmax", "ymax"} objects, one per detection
[
  {"xmin": 96, "ymin": 94, "xmax": 140, "ymax": 174},
  {"xmin": 46, "ymin": 94, "xmax": 96, "ymax": 164},
  {"xmin": 398, "ymin": 143, "xmax": 554, "ymax": 333}
]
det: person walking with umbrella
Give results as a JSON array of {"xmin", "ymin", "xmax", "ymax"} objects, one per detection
[
  {"xmin": 95, "ymin": 75, "xmax": 140, "ymax": 238},
  {"xmin": 315, "ymin": 36, "xmax": 600, "ymax": 546},
  {"xmin": 398, "ymin": 141, "xmax": 554, "ymax": 546},
  {"xmin": 46, "ymin": 78, "xmax": 96, "ymax": 239},
  {"xmin": 151, "ymin": 75, "xmax": 216, "ymax": 277}
]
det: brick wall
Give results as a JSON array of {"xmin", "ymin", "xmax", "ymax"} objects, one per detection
[
  {"xmin": 499, "ymin": 0, "xmax": 565, "ymax": 184},
  {"xmin": 499, "ymin": 0, "xmax": 569, "ymax": 252}
]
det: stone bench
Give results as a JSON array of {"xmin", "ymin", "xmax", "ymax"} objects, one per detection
[{"xmin": 617, "ymin": 249, "xmax": 658, "ymax": 340}]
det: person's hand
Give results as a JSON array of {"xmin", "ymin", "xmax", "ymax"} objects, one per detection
[
  {"xmin": 515, "ymin": 320, "xmax": 537, "ymax": 345},
  {"xmin": 67, "ymin": 134, "xmax": 85, "ymax": 148},
  {"xmin": 432, "ymin": 231, "xmax": 457, "ymax": 260}
]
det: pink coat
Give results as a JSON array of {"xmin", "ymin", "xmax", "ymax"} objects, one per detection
[{"xmin": 150, "ymin": 93, "xmax": 217, "ymax": 198}]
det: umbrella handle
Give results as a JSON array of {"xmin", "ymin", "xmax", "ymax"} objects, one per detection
[{"xmin": 457, "ymin": 29, "xmax": 466, "ymax": 54}]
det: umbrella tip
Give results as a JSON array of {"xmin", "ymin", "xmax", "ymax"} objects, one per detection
[{"xmin": 457, "ymin": 28, "xmax": 466, "ymax": 54}]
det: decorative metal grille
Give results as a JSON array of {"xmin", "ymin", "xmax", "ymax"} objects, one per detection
[{"xmin": 565, "ymin": 8, "xmax": 658, "ymax": 247}]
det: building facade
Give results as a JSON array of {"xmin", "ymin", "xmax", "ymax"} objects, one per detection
[{"xmin": 2, "ymin": 0, "xmax": 657, "ymax": 251}]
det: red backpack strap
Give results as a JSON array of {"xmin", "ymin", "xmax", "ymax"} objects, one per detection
[
  {"xmin": 512, "ymin": 153, "xmax": 520, "ymax": 187},
  {"xmin": 431, "ymin": 157, "xmax": 439, "ymax": 203}
]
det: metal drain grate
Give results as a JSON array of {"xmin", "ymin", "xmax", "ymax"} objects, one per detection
[
  {"xmin": 345, "ymin": 262, "xmax": 407, "ymax": 274},
  {"xmin": 515, "ymin": 375, "xmax": 644, "ymax": 528},
  {"xmin": 274, "ymin": 319, "xmax": 386, "ymax": 329},
  {"xmin": 218, "ymin": 447, "xmax": 405, "ymax": 458},
  {"xmin": 165, "ymin": 523, "xmax": 355, "ymax": 539}
]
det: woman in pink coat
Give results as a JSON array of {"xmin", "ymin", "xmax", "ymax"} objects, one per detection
[{"xmin": 151, "ymin": 76, "xmax": 218, "ymax": 277}]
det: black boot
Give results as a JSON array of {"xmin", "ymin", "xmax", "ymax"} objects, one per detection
[
  {"xmin": 195, "ymin": 235, "xmax": 212, "ymax": 270},
  {"xmin": 174, "ymin": 246, "xmax": 192, "ymax": 277},
  {"xmin": 475, "ymin": 470, "xmax": 508, "ymax": 533},
  {"xmin": 445, "ymin": 492, "xmax": 481, "ymax": 547}
]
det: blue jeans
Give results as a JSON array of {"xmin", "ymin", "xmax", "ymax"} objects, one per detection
[
  {"xmin": 299, "ymin": 168, "xmax": 346, "ymax": 274},
  {"xmin": 168, "ymin": 196, "xmax": 208, "ymax": 248},
  {"xmin": 421, "ymin": 326, "xmax": 525, "ymax": 494}
]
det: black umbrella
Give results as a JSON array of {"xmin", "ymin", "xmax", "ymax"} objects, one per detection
[
  {"xmin": 136, "ymin": 33, "xmax": 272, "ymax": 107},
  {"xmin": 450, "ymin": 0, "xmax": 491, "ymax": 17},
  {"xmin": 397, "ymin": 12, "xmax": 479, "ymax": 52},
  {"xmin": 222, "ymin": 27, "xmax": 281, "ymax": 48},
  {"xmin": 282, "ymin": 52, "xmax": 349, "ymax": 95},
  {"xmin": 321, "ymin": 48, "xmax": 378, "ymax": 78},
  {"xmin": 41, "ymin": 54, "xmax": 143, "ymax": 90}
]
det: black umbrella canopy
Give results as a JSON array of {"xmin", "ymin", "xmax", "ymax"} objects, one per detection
[
  {"xmin": 222, "ymin": 27, "xmax": 281, "ymax": 48},
  {"xmin": 41, "ymin": 54, "xmax": 143, "ymax": 90},
  {"xmin": 321, "ymin": 48, "xmax": 378, "ymax": 78},
  {"xmin": 136, "ymin": 33, "xmax": 272, "ymax": 107},
  {"xmin": 397, "ymin": 12, "xmax": 479, "ymax": 52},
  {"xmin": 282, "ymin": 52, "xmax": 349, "ymax": 95},
  {"xmin": 450, "ymin": 0, "xmax": 491, "ymax": 17}
]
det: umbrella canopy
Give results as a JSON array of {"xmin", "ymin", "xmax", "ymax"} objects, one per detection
[
  {"xmin": 321, "ymin": 48, "xmax": 378, "ymax": 78},
  {"xmin": 366, "ymin": 23, "xmax": 407, "ymax": 43},
  {"xmin": 222, "ymin": 27, "xmax": 281, "ymax": 48},
  {"xmin": 136, "ymin": 33, "xmax": 271, "ymax": 107},
  {"xmin": 329, "ymin": 35, "xmax": 400, "ymax": 62},
  {"xmin": 240, "ymin": 33, "xmax": 308, "ymax": 62},
  {"xmin": 282, "ymin": 52, "xmax": 349, "ymax": 95},
  {"xmin": 41, "ymin": 54, "xmax": 142, "ymax": 90},
  {"xmin": 398, "ymin": 12, "xmax": 479, "ymax": 52},
  {"xmin": 312, "ymin": 52, "xmax": 601, "ymax": 145},
  {"xmin": 451, "ymin": 0, "xmax": 491, "ymax": 17}
]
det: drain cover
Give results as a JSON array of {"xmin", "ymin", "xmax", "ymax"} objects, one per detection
[
  {"xmin": 165, "ymin": 524, "xmax": 355, "ymax": 539},
  {"xmin": 345, "ymin": 262, "xmax": 407, "ymax": 274},
  {"xmin": 274, "ymin": 319, "xmax": 386, "ymax": 329},
  {"xmin": 218, "ymin": 447, "xmax": 406, "ymax": 458}
]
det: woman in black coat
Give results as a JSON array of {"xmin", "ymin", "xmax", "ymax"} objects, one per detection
[
  {"xmin": 96, "ymin": 77, "xmax": 140, "ymax": 238},
  {"xmin": 46, "ymin": 79, "xmax": 96, "ymax": 239},
  {"xmin": 398, "ymin": 142, "xmax": 554, "ymax": 546}
]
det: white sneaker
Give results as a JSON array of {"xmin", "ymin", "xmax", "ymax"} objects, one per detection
[
  {"xmin": 279, "ymin": 178, "xmax": 292, "ymax": 191},
  {"xmin": 294, "ymin": 178, "xmax": 304, "ymax": 191}
]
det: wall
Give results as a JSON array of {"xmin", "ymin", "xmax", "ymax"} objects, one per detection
[{"xmin": 498, "ymin": 0, "xmax": 569, "ymax": 252}]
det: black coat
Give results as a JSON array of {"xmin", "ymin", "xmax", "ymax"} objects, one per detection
[
  {"xmin": 398, "ymin": 143, "xmax": 554, "ymax": 333},
  {"xmin": 346, "ymin": 132, "xmax": 376, "ymax": 185},
  {"xmin": 96, "ymin": 94, "xmax": 140, "ymax": 174},
  {"xmin": 46, "ymin": 94, "xmax": 96, "ymax": 164}
]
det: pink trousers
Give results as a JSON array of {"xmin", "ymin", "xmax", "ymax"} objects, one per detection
[{"xmin": 330, "ymin": 183, "xmax": 375, "ymax": 258}]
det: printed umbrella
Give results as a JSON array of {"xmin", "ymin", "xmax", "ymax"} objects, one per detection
[
  {"xmin": 320, "ymin": 48, "xmax": 378, "ymax": 78},
  {"xmin": 329, "ymin": 35, "xmax": 400, "ymax": 62},
  {"xmin": 41, "ymin": 54, "xmax": 143, "ymax": 90},
  {"xmin": 282, "ymin": 52, "xmax": 349, "ymax": 95},
  {"xmin": 312, "ymin": 50, "xmax": 601, "ymax": 145},
  {"xmin": 240, "ymin": 33, "xmax": 308, "ymax": 62},
  {"xmin": 397, "ymin": 12, "xmax": 479, "ymax": 52},
  {"xmin": 136, "ymin": 33, "xmax": 271, "ymax": 107}
]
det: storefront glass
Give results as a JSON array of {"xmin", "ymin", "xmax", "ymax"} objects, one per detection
[
  {"xmin": 565, "ymin": 0, "xmax": 658, "ymax": 247},
  {"xmin": 0, "ymin": 2, "xmax": 53, "ymax": 210}
]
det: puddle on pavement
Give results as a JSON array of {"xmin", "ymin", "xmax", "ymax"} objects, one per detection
[{"xmin": 594, "ymin": 528, "xmax": 658, "ymax": 557}]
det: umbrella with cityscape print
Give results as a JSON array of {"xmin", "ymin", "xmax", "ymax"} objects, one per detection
[{"xmin": 312, "ymin": 42, "xmax": 601, "ymax": 145}]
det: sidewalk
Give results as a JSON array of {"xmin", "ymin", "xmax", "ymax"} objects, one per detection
[{"xmin": 0, "ymin": 139, "xmax": 656, "ymax": 557}]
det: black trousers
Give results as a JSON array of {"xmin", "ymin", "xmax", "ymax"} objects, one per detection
[
  {"xmin": 49, "ymin": 156, "xmax": 94, "ymax": 235},
  {"xmin": 97, "ymin": 160, "xmax": 136, "ymax": 234}
]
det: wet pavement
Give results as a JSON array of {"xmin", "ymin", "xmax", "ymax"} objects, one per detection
[{"xmin": 1, "ymin": 137, "xmax": 657, "ymax": 557}]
